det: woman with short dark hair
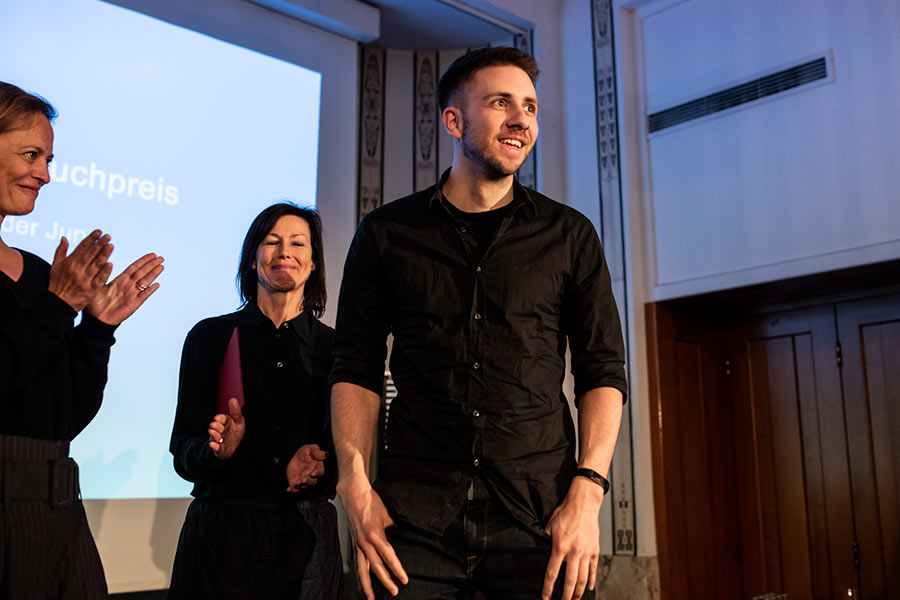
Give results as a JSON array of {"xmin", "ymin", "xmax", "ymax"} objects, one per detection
[{"xmin": 169, "ymin": 202, "xmax": 342, "ymax": 599}]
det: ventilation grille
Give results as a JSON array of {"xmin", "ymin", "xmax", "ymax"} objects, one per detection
[{"xmin": 648, "ymin": 57, "xmax": 829, "ymax": 133}]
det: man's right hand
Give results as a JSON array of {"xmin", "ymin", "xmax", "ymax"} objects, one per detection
[
  {"xmin": 48, "ymin": 230, "xmax": 113, "ymax": 311},
  {"xmin": 337, "ymin": 476, "xmax": 408, "ymax": 599}
]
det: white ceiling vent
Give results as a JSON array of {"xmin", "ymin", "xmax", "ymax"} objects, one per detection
[{"xmin": 648, "ymin": 53, "xmax": 833, "ymax": 133}]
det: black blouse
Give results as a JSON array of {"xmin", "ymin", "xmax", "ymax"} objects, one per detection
[
  {"xmin": 0, "ymin": 249, "xmax": 117, "ymax": 441},
  {"xmin": 170, "ymin": 304, "xmax": 336, "ymax": 501}
]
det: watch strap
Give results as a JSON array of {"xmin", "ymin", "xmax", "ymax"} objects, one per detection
[{"xmin": 573, "ymin": 467, "xmax": 610, "ymax": 495}]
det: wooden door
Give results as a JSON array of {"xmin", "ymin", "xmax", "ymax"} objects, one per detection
[
  {"xmin": 647, "ymin": 303, "xmax": 743, "ymax": 600},
  {"xmin": 648, "ymin": 289, "xmax": 900, "ymax": 599},
  {"xmin": 728, "ymin": 305, "xmax": 856, "ymax": 599},
  {"xmin": 836, "ymin": 294, "xmax": 900, "ymax": 598}
]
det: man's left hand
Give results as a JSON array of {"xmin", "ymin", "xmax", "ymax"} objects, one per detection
[
  {"xmin": 542, "ymin": 475, "xmax": 605, "ymax": 600},
  {"xmin": 286, "ymin": 443, "xmax": 328, "ymax": 492}
]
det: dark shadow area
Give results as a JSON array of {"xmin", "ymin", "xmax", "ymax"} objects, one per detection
[{"xmin": 110, "ymin": 591, "xmax": 166, "ymax": 599}]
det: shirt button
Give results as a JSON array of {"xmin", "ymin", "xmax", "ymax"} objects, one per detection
[
  {"xmin": 474, "ymin": 313, "xmax": 482, "ymax": 320},
  {"xmin": 276, "ymin": 361, "xmax": 283, "ymax": 368},
  {"xmin": 272, "ymin": 457, "xmax": 279, "ymax": 465},
  {"xmin": 273, "ymin": 425, "xmax": 280, "ymax": 431},
  {"xmin": 459, "ymin": 226, "xmax": 467, "ymax": 233},
  {"xmin": 472, "ymin": 410, "xmax": 480, "ymax": 417},
  {"xmin": 275, "ymin": 333, "xmax": 282, "ymax": 339},
  {"xmin": 475, "ymin": 266, "xmax": 482, "ymax": 272},
  {"xmin": 473, "ymin": 362, "xmax": 480, "ymax": 370},
  {"xmin": 473, "ymin": 458, "xmax": 480, "ymax": 467}
]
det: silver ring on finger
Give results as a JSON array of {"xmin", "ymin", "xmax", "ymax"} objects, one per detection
[{"xmin": 136, "ymin": 281, "xmax": 148, "ymax": 292}]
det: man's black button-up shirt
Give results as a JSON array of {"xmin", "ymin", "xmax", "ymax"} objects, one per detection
[{"xmin": 331, "ymin": 174, "xmax": 627, "ymax": 535}]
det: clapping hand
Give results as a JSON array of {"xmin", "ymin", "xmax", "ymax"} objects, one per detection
[
  {"xmin": 48, "ymin": 231, "xmax": 113, "ymax": 311},
  {"xmin": 87, "ymin": 253, "xmax": 164, "ymax": 325}
]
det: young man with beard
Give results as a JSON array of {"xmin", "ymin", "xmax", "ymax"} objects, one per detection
[{"xmin": 331, "ymin": 47, "xmax": 627, "ymax": 600}]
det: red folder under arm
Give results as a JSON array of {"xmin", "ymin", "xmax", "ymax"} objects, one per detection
[{"xmin": 216, "ymin": 327, "xmax": 245, "ymax": 415}]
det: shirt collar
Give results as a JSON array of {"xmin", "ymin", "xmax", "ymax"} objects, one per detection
[
  {"xmin": 428, "ymin": 168, "xmax": 537, "ymax": 220},
  {"xmin": 241, "ymin": 302, "xmax": 314, "ymax": 347}
]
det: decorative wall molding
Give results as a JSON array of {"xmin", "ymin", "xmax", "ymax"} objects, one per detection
[
  {"xmin": 414, "ymin": 51, "xmax": 439, "ymax": 191},
  {"xmin": 357, "ymin": 45, "xmax": 385, "ymax": 224},
  {"xmin": 592, "ymin": 0, "xmax": 636, "ymax": 557}
]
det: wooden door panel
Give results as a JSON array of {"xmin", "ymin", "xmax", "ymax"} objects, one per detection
[
  {"xmin": 792, "ymin": 336, "xmax": 833, "ymax": 599},
  {"xmin": 735, "ymin": 334, "xmax": 813, "ymax": 597},
  {"xmin": 730, "ymin": 331, "xmax": 765, "ymax": 595},
  {"xmin": 729, "ymin": 306, "xmax": 853, "ymax": 599},
  {"xmin": 837, "ymin": 295, "xmax": 900, "ymax": 599},
  {"xmin": 751, "ymin": 335, "xmax": 815, "ymax": 596},
  {"xmin": 647, "ymin": 303, "xmax": 742, "ymax": 600},
  {"xmin": 649, "ymin": 289, "xmax": 900, "ymax": 600},
  {"xmin": 675, "ymin": 340, "xmax": 718, "ymax": 598}
]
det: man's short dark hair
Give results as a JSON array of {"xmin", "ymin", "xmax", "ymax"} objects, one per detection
[
  {"xmin": 437, "ymin": 47, "xmax": 539, "ymax": 112},
  {"xmin": 237, "ymin": 203, "xmax": 327, "ymax": 318},
  {"xmin": 0, "ymin": 81, "xmax": 57, "ymax": 135}
]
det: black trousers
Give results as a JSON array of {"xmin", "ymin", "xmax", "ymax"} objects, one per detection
[
  {"xmin": 0, "ymin": 435, "xmax": 107, "ymax": 600},
  {"xmin": 372, "ymin": 478, "xmax": 590, "ymax": 600},
  {"xmin": 168, "ymin": 497, "xmax": 343, "ymax": 600},
  {"xmin": 294, "ymin": 500, "xmax": 344, "ymax": 600}
]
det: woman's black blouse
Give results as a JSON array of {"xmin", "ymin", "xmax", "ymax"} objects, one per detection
[
  {"xmin": 0, "ymin": 249, "xmax": 117, "ymax": 441},
  {"xmin": 170, "ymin": 303, "xmax": 336, "ymax": 501}
]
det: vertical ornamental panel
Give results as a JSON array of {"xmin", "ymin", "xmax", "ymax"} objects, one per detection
[
  {"xmin": 591, "ymin": 0, "xmax": 635, "ymax": 557},
  {"xmin": 414, "ymin": 51, "xmax": 439, "ymax": 192},
  {"xmin": 358, "ymin": 45, "xmax": 385, "ymax": 224}
]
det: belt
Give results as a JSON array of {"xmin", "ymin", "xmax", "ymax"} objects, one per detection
[{"xmin": 0, "ymin": 457, "xmax": 80, "ymax": 509}]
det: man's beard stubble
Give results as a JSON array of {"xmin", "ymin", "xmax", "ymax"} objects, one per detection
[{"xmin": 460, "ymin": 115, "xmax": 530, "ymax": 181}]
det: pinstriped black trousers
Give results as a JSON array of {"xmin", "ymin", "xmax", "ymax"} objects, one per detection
[{"xmin": 0, "ymin": 435, "xmax": 107, "ymax": 600}]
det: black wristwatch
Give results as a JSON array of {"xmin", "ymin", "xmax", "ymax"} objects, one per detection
[{"xmin": 573, "ymin": 468, "xmax": 610, "ymax": 495}]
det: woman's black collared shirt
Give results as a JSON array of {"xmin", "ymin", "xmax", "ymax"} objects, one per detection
[{"xmin": 170, "ymin": 304, "xmax": 336, "ymax": 500}]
